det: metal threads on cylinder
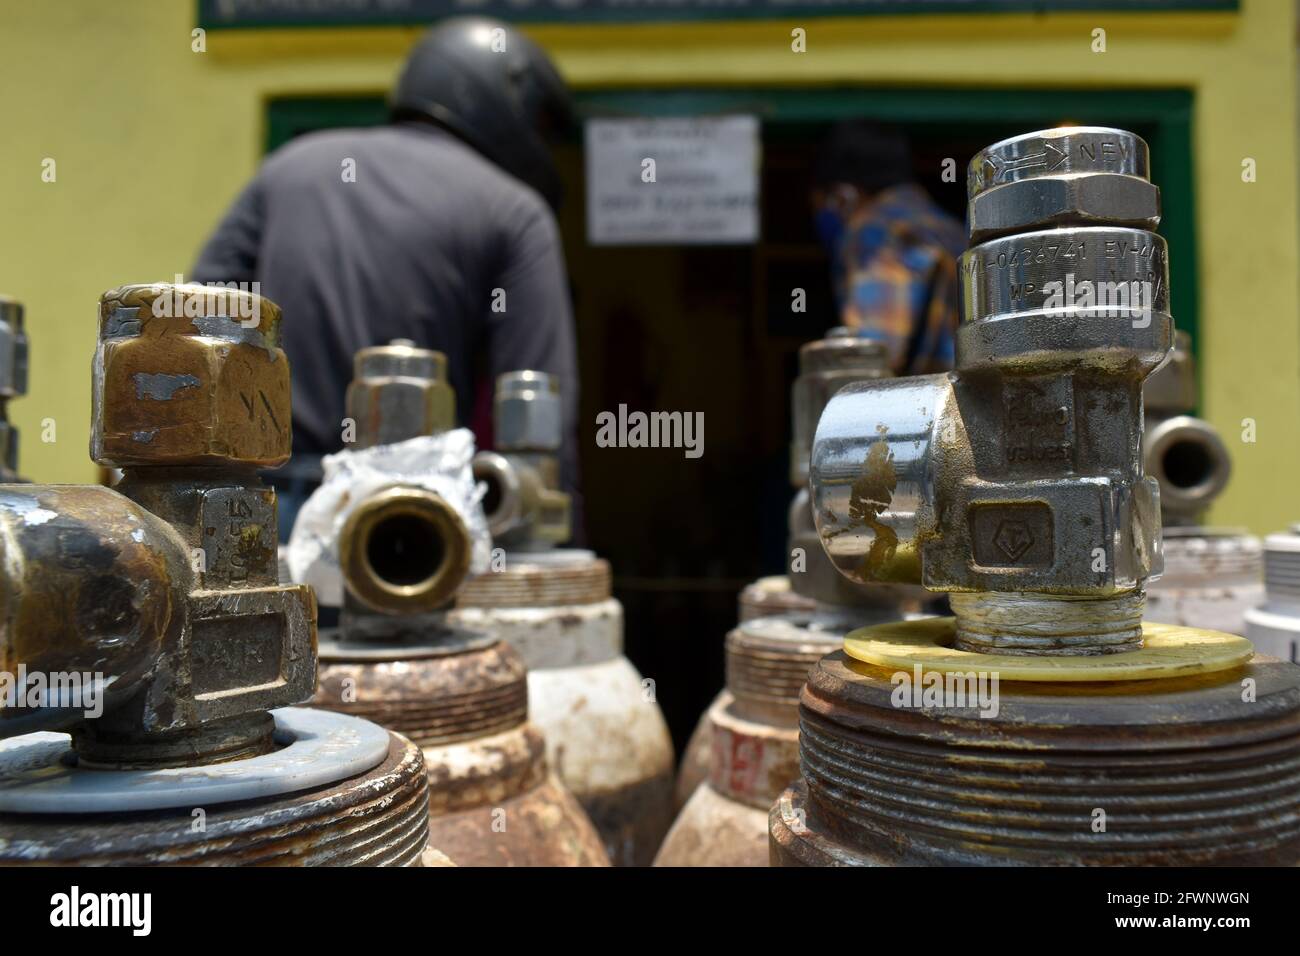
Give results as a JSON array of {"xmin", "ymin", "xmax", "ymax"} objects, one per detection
[
  {"xmin": 950, "ymin": 591, "xmax": 1146, "ymax": 656},
  {"xmin": 724, "ymin": 618, "xmax": 837, "ymax": 711},
  {"xmin": 316, "ymin": 640, "xmax": 529, "ymax": 748},
  {"xmin": 1262, "ymin": 532, "xmax": 1300, "ymax": 602},
  {"xmin": 0, "ymin": 732, "xmax": 432, "ymax": 866},
  {"xmin": 790, "ymin": 656, "xmax": 1300, "ymax": 866},
  {"xmin": 457, "ymin": 556, "xmax": 611, "ymax": 608}
]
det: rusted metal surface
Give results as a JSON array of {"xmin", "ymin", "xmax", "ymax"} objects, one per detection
[
  {"xmin": 451, "ymin": 578, "xmax": 674, "ymax": 866},
  {"xmin": 0, "ymin": 284, "xmax": 315, "ymax": 765},
  {"xmin": 316, "ymin": 630, "xmax": 612, "ymax": 865},
  {"xmin": 457, "ymin": 556, "xmax": 611, "ymax": 607},
  {"xmin": 423, "ymin": 723, "xmax": 611, "ymax": 866},
  {"xmin": 94, "ymin": 284, "xmax": 290, "ymax": 468},
  {"xmin": 675, "ymin": 701, "xmax": 717, "ymax": 810},
  {"xmin": 0, "ymin": 731, "xmax": 431, "ymax": 866},
  {"xmin": 453, "ymin": 550, "xmax": 674, "ymax": 865},
  {"xmin": 0, "ymin": 284, "xmax": 443, "ymax": 867},
  {"xmin": 666, "ymin": 612, "xmax": 845, "ymax": 864},
  {"xmin": 315, "ymin": 634, "xmax": 529, "ymax": 746},
  {"xmin": 770, "ymin": 651, "xmax": 1300, "ymax": 866},
  {"xmin": 429, "ymin": 774, "xmax": 611, "ymax": 867},
  {"xmin": 656, "ymin": 694, "xmax": 800, "ymax": 867},
  {"xmin": 773, "ymin": 130, "xmax": 1300, "ymax": 868},
  {"xmin": 655, "ymin": 782, "xmax": 771, "ymax": 867},
  {"xmin": 451, "ymin": 599, "xmax": 621, "ymax": 668},
  {"xmin": 527, "ymin": 655, "xmax": 674, "ymax": 866},
  {"xmin": 675, "ymin": 611, "xmax": 879, "ymax": 809}
]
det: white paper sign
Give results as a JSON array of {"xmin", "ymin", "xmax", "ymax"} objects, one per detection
[{"xmin": 585, "ymin": 115, "xmax": 760, "ymax": 245}]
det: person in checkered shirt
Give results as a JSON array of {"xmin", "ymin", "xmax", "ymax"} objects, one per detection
[{"xmin": 810, "ymin": 121, "xmax": 968, "ymax": 375}]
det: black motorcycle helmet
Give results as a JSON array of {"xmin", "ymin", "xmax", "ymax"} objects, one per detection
[{"xmin": 391, "ymin": 17, "xmax": 576, "ymax": 210}]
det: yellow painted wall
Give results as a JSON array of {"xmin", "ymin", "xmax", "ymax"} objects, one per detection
[{"xmin": 0, "ymin": 1, "xmax": 1294, "ymax": 533}]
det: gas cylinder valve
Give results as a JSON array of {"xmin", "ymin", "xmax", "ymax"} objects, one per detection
[
  {"xmin": 0, "ymin": 283, "xmax": 315, "ymax": 766},
  {"xmin": 811, "ymin": 127, "xmax": 1172, "ymax": 654},
  {"xmin": 336, "ymin": 341, "xmax": 473, "ymax": 631},
  {"xmin": 472, "ymin": 371, "xmax": 570, "ymax": 549},
  {"xmin": 1142, "ymin": 330, "xmax": 1231, "ymax": 527}
]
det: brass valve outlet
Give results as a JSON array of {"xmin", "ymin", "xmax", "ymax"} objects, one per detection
[
  {"xmin": 339, "ymin": 485, "xmax": 472, "ymax": 615},
  {"xmin": 0, "ymin": 296, "xmax": 28, "ymax": 481},
  {"xmin": 472, "ymin": 371, "xmax": 570, "ymax": 548},
  {"xmin": 338, "ymin": 341, "xmax": 472, "ymax": 626},
  {"xmin": 1143, "ymin": 330, "xmax": 1231, "ymax": 526},
  {"xmin": 0, "ymin": 283, "xmax": 315, "ymax": 767},
  {"xmin": 811, "ymin": 128, "xmax": 1173, "ymax": 654}
]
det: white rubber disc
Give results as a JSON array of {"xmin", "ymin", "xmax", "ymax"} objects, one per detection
[{"xmin": 0, "ymin": 707, "xmax": 390, "ymax": 814}]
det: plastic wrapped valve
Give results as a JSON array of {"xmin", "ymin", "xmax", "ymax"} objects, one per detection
[{"xmin": 286, "ymin": 429, "xmax": 492, "ymax": 607}]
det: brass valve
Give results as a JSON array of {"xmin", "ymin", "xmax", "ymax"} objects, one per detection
[
  {"xmin": 472, "ymin": 371, "xmax": 570, "ymax": 548},
  {"xmin": 346, "ymin": 339, "xmax": 455, "ymax": 448},
  {"xmin": 0, "ymin": 283, "xmax": 315, "ymax": 766},
  {"xmin": 337, "ymin": 341, "xmax": 472, "ymax": 623}
]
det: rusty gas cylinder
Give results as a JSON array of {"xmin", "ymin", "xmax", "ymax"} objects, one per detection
[
  {"xmin": 772, "ymin": 129, "xmax": 1300, "ymax": 867},
  {"xmin": 311, "ymin": 350, "xmax": 610, "ymax": 866},
  {"xmin": 0, "ymin": 284, "xmax": 431, "ymax": 866},
  {"xmin": 452, "ymin": 372, "xmax": 673, "ymax": 866}
]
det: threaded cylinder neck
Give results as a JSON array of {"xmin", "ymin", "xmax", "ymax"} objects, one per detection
[{"xmin": 950, "ymin": 591, "xmax": 1146, "ymax": 656}]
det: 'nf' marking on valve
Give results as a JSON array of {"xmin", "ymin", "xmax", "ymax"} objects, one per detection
[
  {"xmin": 993, "ymin": 520, "xmax": 1035, "ymax": 562},
  {"xmin": 982, "ymin": 140, "xmax": 1067, "ymax": 185}
]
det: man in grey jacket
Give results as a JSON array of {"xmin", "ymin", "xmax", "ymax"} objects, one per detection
[{"xmin": 191, "ymin": 17, "xmax": 580, "ymax": 540}]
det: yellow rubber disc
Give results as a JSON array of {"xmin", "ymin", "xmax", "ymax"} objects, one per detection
[{"xmin": 843, "ymin": 617, "xmax": 1254, "ymax": 682}]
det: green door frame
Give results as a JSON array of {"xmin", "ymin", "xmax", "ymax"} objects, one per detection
[{"xmin": 266, "ymin": 85, "xmax": 1198, "ymax": 354}]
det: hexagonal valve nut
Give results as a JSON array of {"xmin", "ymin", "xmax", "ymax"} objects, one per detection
[
  {"xmin": 495, "ymin": 370, "xmax": 562, "ymax": 452},
  {"xmin": 92, "ymin": 284, "xmax": 290, "ymax": 468},
  {"xmin": 967, "ymin": 127, "xmax": 1160, "ymax": 243},
  {"xmin": 346, "ymin": 340, "xmax": 455, "ymax": 447}
]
